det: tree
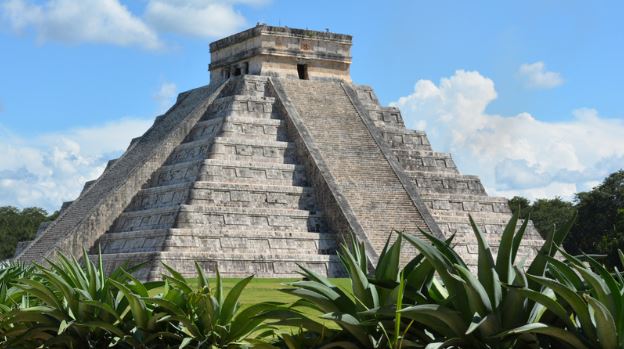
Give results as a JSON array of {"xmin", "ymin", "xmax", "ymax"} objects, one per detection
[
  {"xmin": 508, "ymin": 196, "xmax": 530, "ymax": 218},
  {"xmin": 566, "ymin": 170, "xmax": 624, "ymax": 267},
  {"xmin": 0, "ymin": 206, "xmax": 58, "ymax": 260},
  {"xmin": 508, "ymin": 196, "xmax": 575, "ymax": 240},
  {"xmin": 530, "ymin": 198, "xmax": 575, "ymax": 238}
]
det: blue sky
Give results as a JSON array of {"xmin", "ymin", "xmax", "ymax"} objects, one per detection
[{"xmin": 0, "ymin": 0, "xmax": 623, "ymax": 211}]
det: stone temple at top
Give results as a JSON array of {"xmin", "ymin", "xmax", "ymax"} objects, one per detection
[{"xmin": 15, "ymin": 25, "xmax": 543, "ymax": 279}]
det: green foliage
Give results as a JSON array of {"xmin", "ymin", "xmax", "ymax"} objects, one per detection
[
  {"xmin": 399, "ymin": 212, "xmax": 576, "ymax": 348},
  {"xmin": 0, "ymin": 206, "xmax": 58, "ymax": 260},
  {"xmin": 4, "ymin": 210, "xmax": 624, "ymax": 348},
  {"xmin": 1, "ymin": 250, "xmax": 170, "ymax": 348},
  {"xmin": 508, "ymin": 196, "xmax": 530, "ymax": 215},
  {"xmin": 0, "ymin": 252, "xmax": 278, "ymax": 348},
  {"xmin": 275, "ymin": 235, "xmax": 425, "ymax": 348},
  {"xmin": 506, "ymin": 249, "xmax": 624, "ymax": 349},
  {"xmin": 511, "ymin": 170, "xmax": 624, "ymax": 268},
  {"xmin": 275, "ymin": 210, "xmax": 578, "ymax": 348},
  {"xmin": 508, "ymin": 197, "xmax": 575, "ymax": 240},
  {"xmin": 568, "ymin": 170, "xmax": 624, "ymax": 267},
  {"xmin": 149, "ymin": 262, "xmax": 276, "ymax": 348},
  {"xmin": 597, "ymin": 209, "xmax": 624, "ymax": 265}
]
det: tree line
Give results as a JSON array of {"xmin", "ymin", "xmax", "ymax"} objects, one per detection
[
  {"xmin": 510, "ymin": 169, "xmax": 624, "ymax": 268},
  {"xmin": 0, "ymin": 206, "xmax": 58, "ymax": 260}
]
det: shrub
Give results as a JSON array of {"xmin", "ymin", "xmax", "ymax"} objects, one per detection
[
  {"xmin": 146, "ymin": 262, "xmax": 277, "ymax": 348},
  {"xmin": 397, "ymin": 212, "xmax": 577, "ymax": 348}
]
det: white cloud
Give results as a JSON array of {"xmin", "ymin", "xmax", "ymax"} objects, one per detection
[
  {"xmin": 0, "ymin": 0, "xmax": 163, "ymax": 50},
  {"xmin": 393, "ymin": 70, "xmax": 624, "ymax": 201},
  {"xmin": 518, "ymin": 61, "xmax": 564, "ymax": 89},
  {"xmin": 153, "ymin": 82, "xmax": 178, "ymax": 113},
  {"xmin": 0, "ymin": 118, "xmax": 153, "ymax": 211},
  {"xmin": 144, "ymin": 0, "xmax": 247, "ymax": 38},
  {"xmin": 0, "ymin": 0, "xmax": 269, "ymax": 49}
]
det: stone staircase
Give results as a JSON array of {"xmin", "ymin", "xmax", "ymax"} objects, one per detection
[
  {"xmin": 93, "ymin": 76, "xmax": 341, "ymax": 279},
  {"xmin": 274, "ymin": 78, "xmax": 435, "ymax": 258},
  {"xmin": 353, "ymin": 85, "xmax": 544, "ymax": 267}
]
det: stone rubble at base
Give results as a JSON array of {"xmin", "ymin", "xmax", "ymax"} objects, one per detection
[{"xmin": 14, "ymin": 25, "xmax": 543, "ymax": 279}]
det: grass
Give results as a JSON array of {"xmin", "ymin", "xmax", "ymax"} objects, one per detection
[
  {"xmin": 154, "ymin": 277, "xmax": 351, "ymax": 329},
  {"xmin": 153, "ymin": 277, "xmax": 351, "ymax": 306},
  {"xmin": 227, "ymin": 278, "xmax": 351, "ymax": 306},
  {"xmin": 235, "ymin": 278, "xmax": 351, "ymax": 330}
]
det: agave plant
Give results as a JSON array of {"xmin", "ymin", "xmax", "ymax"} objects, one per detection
[
  {"xmin": 0, "ymin": 261, "xmax": 35, "ymax": 345},
  {"xmin": 0, "ymin": 249, "xmax": 171, "ymax": 349},
  {"xmin": 274, "ymin": 234, "xmax": 440, "ymax": 348},
  {"xmin": 0, "ymin": 261, "xmax": 34, "ymax": 312},
  {"xmin": 147, "ymin": 262, "xmax": 277, "ymax": 348},
  {"xmin": 398, "ymin": 211, "xmax": 578, "ymax": 348},
  {"xmin": 501, "ymin": 249, "xmax": 624, "ymax": 349}
]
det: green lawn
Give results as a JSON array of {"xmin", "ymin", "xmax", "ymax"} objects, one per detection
[
  {"xmin": 155, "ymin": 277, "xmax": 351, "ymax": 329},
  {"xmin": 222, "ymin": 278, "xmax": 351, "ymax": 306},
  {"xmin": 232, "ymin": 278, "xmax": 351, "ymax": 330},
  {"xmin": 153, "ymin": 277, "xmax": 351, "ymax": 309}
]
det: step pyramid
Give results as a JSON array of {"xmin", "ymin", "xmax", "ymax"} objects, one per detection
[
  {"xmin": 15, "ymin": 24, "xmax": 544, "ymax": 278},
  {"xmin": 93, "ymin": 77, "xmax": 342, "ymax": 279}
]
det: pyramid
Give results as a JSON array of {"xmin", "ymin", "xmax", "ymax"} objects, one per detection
[{"xmin": 15, "ymin": 25, "xmax": 543, "ymax": 279}]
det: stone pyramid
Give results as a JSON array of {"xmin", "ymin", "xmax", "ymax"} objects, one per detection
[{"xmin": 15, "ymin": 25, "xmax": 544, "ymax": 279}]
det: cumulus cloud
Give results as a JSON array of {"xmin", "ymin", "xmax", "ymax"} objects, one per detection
[
  {"xmin": 144, "ymin": 0, "xmax": 247, "ymax": 38},
  {"xmin": 0, "ymin": 118, "xmax": 153, "ymax": 211},
  {"xmin": 518, "ymin": 61, "xmax": 564, "ymax": 89},
  {"xmin": 0, "ymin": 0, "xmax": 163, "ymax": 50},
  {"xmin": 393, "ymin": 70, "xmax": 624, "ymax": 201},
  {"xmin": 0, "ymin": 0, "xmax": 267, "ymax": 49},
  {"xmin": 154, "ymin": 82, "xmax": 177, "ymax": 113}
]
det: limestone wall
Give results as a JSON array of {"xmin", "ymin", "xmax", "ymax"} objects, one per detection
[{"xmin": 209, "ymin": 25, "xmax": 352, "ymax": 84}]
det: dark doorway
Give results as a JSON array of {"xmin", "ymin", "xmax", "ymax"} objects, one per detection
[
  {"xmin": 297, "ymin": 64, "xmax": 309, "ymax": 80},
  {"xmin": 233, "ymin": 67, "xmax": 242, "ymax": 76}
]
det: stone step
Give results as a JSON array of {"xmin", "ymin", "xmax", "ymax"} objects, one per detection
[
  {"xmin": 407, "ymin": 172, "xmax": 486, "ymax": 195},
  {"xmin": 110, "ymin": 206, "xmax": 180, "ymax": 232},
  {"xmin": 354, "ymin": 85, "xmax": 380, "ymax": 106},
  {"xmin": 187, "ymin": 116, "xmax": 287, "ymax": 142},
  {"xmin": 149, "ymin": 159, "xmax": 204, "ymax": 187},
  {"xmin": 209, "ymin": 137, "xmax": 296, "ymax": 164},
  {"xmin": 188, "ymin": 182, "xmax": 316, "ymax": 210},
  {"xmin": 436, "ymin": 220, "xmax": 543, "ymax": 246},
  {"xmin": 176, "ymin": 205, "xmax": 326, "ymax": 232},
  {"xmin": 365, "ymin": 105, "xmax": 405, "ymax": 128},
  {"xmin": 204, "ymin": 95, "xmax": 276, "ymax": 120},
  {"xmin": 200, "ymin": 159, "xmax": 307, "ymax": 186},
  {"xmin": 185, "ymin": 117, "xmax": 225, "ymax": 142},
  {"xmin": 219, "ymin": 75, "xmax": 270, "ymax": 98},
  {"xmin": 94, "ymin": 251, "xmax": 343, "ymax": 279},
  {"xmin": 420, "ymin": 192, "xmax": 507, "ymax": 202},
  {"xmin": 421, "ymin": 194, "xmax": 510, "ymax": 214},
  {"xmin": 97, "ymin": 228, "xmax": 337, "ymax": 255},
  {"xmin": 431, "ymin": 212, "xmax": 512, "ymax": 224},
  {"xmin": 393, "ymin": 149, "xmax": 459, "ymax": 173},
  {"xmin": 380, "ymin": 128, "xmax": 433, "ymax": 151},
  {"xmin": 220, "ymin": 116, "xmax": 287, "ymax": 141},
  {"xmin": 126, "ymin": 182, "xmax": 192, "ymax": 211},
  {"xmin": 232, "ymin": 75, "xmax": 270, "ymax": 96},
  {"xmin": 165, "ymin": 137, "xmax": 214, "ymax": 165}
]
